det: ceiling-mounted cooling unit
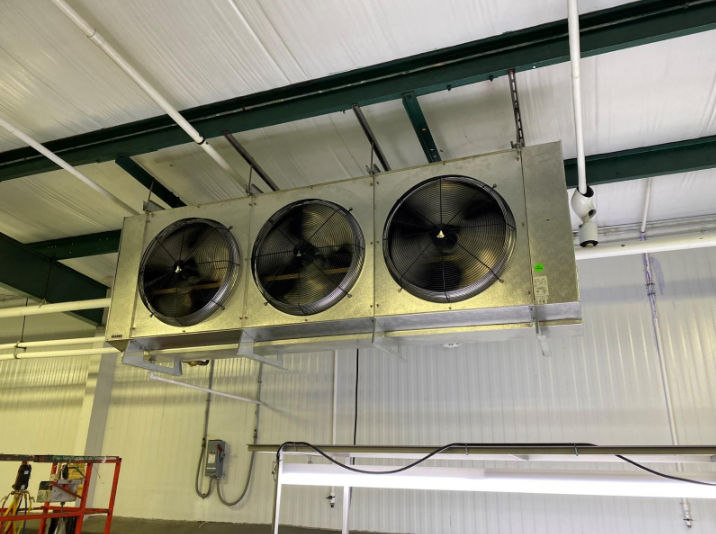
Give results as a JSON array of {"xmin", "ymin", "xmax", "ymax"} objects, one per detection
[{"xmin": 106, "ymin": 142, "xmax": 579, "ymax": 372}]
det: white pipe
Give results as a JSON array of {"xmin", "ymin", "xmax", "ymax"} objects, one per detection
[
  {"xmin": 149, "ymin": 372, "xmax": 261, "ymax": 404},
  {"xmin": 0, "ymin": 117, "xmax": 138, "ymax": 215},
  {"xmin": 0, "ymin": 347, "xmax": 118, "ymax": 361},
  {"xmin": 568, "ymin": 0, "xmax": 587, "ymax": 195},
  {"xmin": 640, "ymin": 177, "xmax": 653, "ymax": 235},
  {"xmin": 0, "ymin": 297, "xmax": 111, "ymax": 319},
  {"xmin": 0, "ymin": 336, "xmax": 99, "ymax": 351},
  {"xmin": 50, "ymin": 0, "xmax": 249, "ymax": 194},
  {"xmin": 329, "ymin": 350, "xmax": 339, "ymax": 507},
  {"xmin": 575, "ymin": 232, "xmax": 716, "ymax": 260}
]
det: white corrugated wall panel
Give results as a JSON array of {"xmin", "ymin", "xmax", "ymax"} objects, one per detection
[
  {"xmin": 0, "ymin": 355, "xmax": 90, "ymax": 496},
  {"xmin": 4, "ymin": 251, "xmax": 716, "ymax": 532},
  {"xmin": 650, "ymin": 247, "xmax": 716, "ymax": 447},
  {"xmin": 86, "ymin": 251, "xmax": 716, "ymax": 533}
]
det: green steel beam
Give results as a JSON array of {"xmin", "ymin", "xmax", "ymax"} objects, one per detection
[
  {"xmin": 0, "ymin": 0, "xmax": 714, "ymax": 182},
  {"xmin": 28, "ymin": 230, "xmax": 122, "ymax": 260},
  {"xmin": 402, "ymin": 92, "xmax": 441, "ymax": 163},
  {"xmin": 31, "ymin": 134, "xmax": 716, "ymax": 259},
  {"xmin": 564, "ymin": 134, "xmax": 716, "ymax": 188},
  {"xmin": 0, "ymin": 232, "xmax": 107, "ymax": 323},
  {"xmin": 114, "ymin": 155, "xmax": 185, "ymax": 208}
]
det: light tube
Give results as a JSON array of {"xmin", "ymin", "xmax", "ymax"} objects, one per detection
[{"xmin": 280, "ymin": 464, "xmax": 716, "ymax": 499}]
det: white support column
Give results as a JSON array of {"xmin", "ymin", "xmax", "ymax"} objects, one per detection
[
  {"xmin": 342, "ymin": 486, "xmax": 351, "ymax": 534},
  {"xmin": 73, "ymin": 327, "xmax": 118, "ymax": 505},
  {"xmin": 272, "ymin": 452, "xmax": 284, "ymax": 534}
]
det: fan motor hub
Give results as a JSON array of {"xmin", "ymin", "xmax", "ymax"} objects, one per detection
[
  {"xmin": 293, "ymin": 242, "xmax": 319, "ymax": 266},
  {"xmin": 431, "ymin": 224, "xmax": 459, "ymax": 253}
]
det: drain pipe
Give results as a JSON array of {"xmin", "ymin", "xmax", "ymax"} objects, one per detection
[
  {"xmin": 640, "ymin": 178, "xmax": 692, "ymax": 528},
  {"xmin": 0, "ymin": 297, "xmax": 111, "ymax": 319},
  {"xmin": 50, "ymin": 0, "xmax": 249, "ymax": 194},
  {"xmin": 0, "ymin": 117, "xmax": 138, "ymax": 215},
  {"xmin": 328, "ymin": 350, "xmax": 338, "ymax": 508},
  {"xmin": 567, "ymin": 0, "xmax": 598, "ymax": 247}
]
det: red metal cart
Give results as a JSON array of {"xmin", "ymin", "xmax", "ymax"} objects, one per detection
[{"xmin": 0, "ymin": 454, "xmax": 121, "ymax": 534}]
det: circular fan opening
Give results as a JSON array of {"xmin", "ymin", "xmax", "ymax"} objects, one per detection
[
  {"xmin": 252, "ymin": 199, "xmax": 365, "ymax": 316},
  {"xmin": 138, "ymin": 218, "xmax": 241, "ymax": 327},
  {"xmin": 383, "ymin": 175, "xmax": 516, "ymax": 303}
]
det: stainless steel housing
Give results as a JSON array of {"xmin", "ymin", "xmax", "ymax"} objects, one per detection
[{"xmin": 106, "ymin": 142, "xmax": 580, "ymax": 358}]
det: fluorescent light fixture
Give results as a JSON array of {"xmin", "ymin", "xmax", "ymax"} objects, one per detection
[{"xmin": 280, "ymin": 464, "xmax": 716, "ymax": 499}]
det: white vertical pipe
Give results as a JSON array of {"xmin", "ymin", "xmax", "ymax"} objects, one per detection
[
  {"xmin": 639, "ymin": 177, "xmax": 689, "ymax": 525},
  {"xmin": 49, "ymin": 0, "xmax": 249, "ymax": 194},
  {"xmin": 568, "ymin": 0, "xmax": 587, "ymax": 195},
  {"xmin": 0, "ymin": 117, "xmax": 139, "ymax": 215},
  {"xmin": 640, "ymin": 178, "xmax": 653, "ymax": 234},
  {"xmin": 329, "ymin": 350, "xmax": 339, "ymax": 507}
]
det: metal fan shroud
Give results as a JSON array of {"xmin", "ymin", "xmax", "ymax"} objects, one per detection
[
  {"xmin": 138, "ymin": 218, "xmax": 241, "ymax": 327},
  {"xmin": 383, "ymin": 175, "xmax": 516, "ymax": 303},
  {"xmin": 252, "ymin": 199, "xmax": 365, "ymax": 316}
]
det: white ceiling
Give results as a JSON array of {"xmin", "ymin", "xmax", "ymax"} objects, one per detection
[{"xmin": 0, "ymin": 0, "xmax": 714, "ymax": 284}]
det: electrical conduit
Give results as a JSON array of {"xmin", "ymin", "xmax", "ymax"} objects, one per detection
[
  {"xmin": 50, "ymin": 0, "xmax": 250, "ymax": 194},
  {"xmin": 0, "ymin": 117, "xmax": 138, "ymax": 215},
  {"xmin": 640, "ymin": 177, "xmax": 692, "ymax": 528}
]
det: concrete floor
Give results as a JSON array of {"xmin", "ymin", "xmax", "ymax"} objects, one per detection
[{"xmin": 27, "ymin": 516, "xmax": 399, "ymax": 534}]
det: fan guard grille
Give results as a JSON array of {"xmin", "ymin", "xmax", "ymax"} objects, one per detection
[
  {"xmin": 383, "ymin": 175, "xmax": 516, "ymax": 303},
  {"xmin": 138, "ymin": 218, "xmax": 241, "ymax": 327},
  {"xmin": 252, "ymin": 199, "xmax": 365, "ymax": 316}
]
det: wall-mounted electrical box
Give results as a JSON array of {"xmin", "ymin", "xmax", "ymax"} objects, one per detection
[{"xmin": 205, "ymin": 440, "xmax": 226, "ymax": 478}]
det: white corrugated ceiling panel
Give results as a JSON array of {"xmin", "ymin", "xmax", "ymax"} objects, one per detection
[
  {"xmin": 0, "ymin": 0, "xmax": 157, "ymax": 153},
  {"xmin": 0, "ymin": 165, "xmax": 141, "ymax": 243},
  {"xmin": 520, "ymin": 30, "xmax": 716, "ymax": 159},
  {"xmin": 0, "ymin": 0, "xmax": 633, "ymax": 153},
  {"xmin": 253, "ymin": 0, "xmax": 626, "ymax": 80},
  {"xmin": 61, "ymin": 253, "xmax": 119, "ymax": 286},
  {"xmin": 136, "ymin": 111, "xmax": 376, "ymax": 204},
  {"xmin": 568, "ymin": 168, "xmax": 716, "ymax": 230}
]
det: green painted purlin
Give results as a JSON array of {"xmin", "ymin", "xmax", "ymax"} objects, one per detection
[
  {"xmin": 0, "ymin": 0, "xmax": 714, "ymax": 182},
  {"xmin": 564, "ymin": 135, "xmax": 716, "ymax": 188},
  {"xmin": 28, "ymin": 230, "xmax": 122, "ymax": 260},
  {"xmin": 114, "ymin": 155, "xmax": 185, "ymax": 209},
  {"xmin": 0, "ymin": 232, "xmax": 107, "ymax": 323},
  {"xmin": 402, "ymin": 92, "xmax": 441, "ymax": 163}
]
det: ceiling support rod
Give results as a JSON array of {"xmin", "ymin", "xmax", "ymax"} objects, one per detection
[
  {"xmin": 507, "ymin": 69, "xmax": 525, "ymax": 148},
  {"xmin": 222, "ymin": 131, "xmax": 279, "ymax": 192},
  {"xmin": 351, "ymin": 104, "xmax": 391, "ymax": 172},
  {"xmin": 401, "ymin": 92, "xmax": 441, "ymax": 163}
]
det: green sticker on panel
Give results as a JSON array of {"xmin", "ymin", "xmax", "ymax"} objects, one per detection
[{"xmin": 534, "ymin": 263, "xmax": 544, "ymax": 272}]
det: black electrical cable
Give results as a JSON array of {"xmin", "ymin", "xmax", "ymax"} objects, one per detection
[
  {"xmin": 275, "ymin": 441, "xmax": 716, "ymax": 487},
  {"xmin": 616, "ymin": 454, "xmax": 716, "ymax": 487}
]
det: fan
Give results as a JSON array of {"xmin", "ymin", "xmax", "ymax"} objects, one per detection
[
  {"xmin": 383, "ymin": 175, "xmax": 516, "ymax": 303},
  {"xmin": 138, "ymin": 218, "xmax": 241, "ymax": 327},
  {"xmin": 252, "ymin": 199, "xmax": 365, "ymax": 316}
]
